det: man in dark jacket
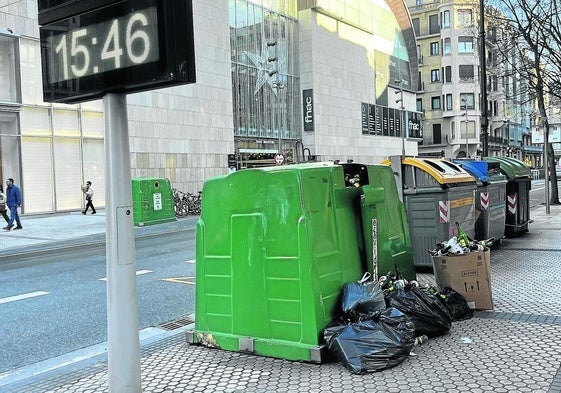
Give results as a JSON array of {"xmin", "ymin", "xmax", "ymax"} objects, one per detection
[{"xmin": 3, "ymin": 178, "xmax": 22, "ymax": 230}]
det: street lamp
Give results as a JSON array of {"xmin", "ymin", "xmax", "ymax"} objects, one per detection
[
  {"xmin": 461, "ymin": 99, "xmax": 469, "ymax": 158},
  {"xmin": 395, "ymin": 79, "xmax": 405, "ymax": 156}
]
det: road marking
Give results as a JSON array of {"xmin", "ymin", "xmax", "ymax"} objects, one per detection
[
  {"xmin": 0, "ymin": 291, "xmax": 49, "ymax": 305},
  {"xmin": 99, "ymin": 270, "xmax": 153, "ymax": 281},
  {"xmin": 185, "ymin": 259, "xmax": 195, "ymax": 263},
  {"xmin": 160, "ymin": 276, "xmax": 195, "ymax": 285}
]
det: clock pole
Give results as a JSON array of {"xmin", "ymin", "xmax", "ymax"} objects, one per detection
[{"xmin": 104, "ymin": 93, "xmax": 142, "ymax": 392}]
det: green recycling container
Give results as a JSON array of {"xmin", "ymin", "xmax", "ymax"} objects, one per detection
[
  {"xmin": 483, "ymin": 157, "xmax": 531, "ymax": 237},
  {"xmin": 189, "ymin": 161, "xmax": 415, "ymax": 363},
  {"xmin": 131, "ymin": 178, "xmax": 176, "ymax": 226}
]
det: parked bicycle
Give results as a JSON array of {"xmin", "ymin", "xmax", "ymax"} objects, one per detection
[{"xmin": 172, "ymin": 188, "xmax": 202, "ymax": 217}]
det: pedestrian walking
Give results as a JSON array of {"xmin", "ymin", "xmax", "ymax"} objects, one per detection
[
  {"xmin": 0, "ymin": 185, "xmax": 9, "ymax": 224},
  {"xmin": 3, "ymin": 178, "xmax": 22, "ymax": 230},
  {"xmin": 81, "ymin": 181, "xmax": 96, "ymax": 214}
]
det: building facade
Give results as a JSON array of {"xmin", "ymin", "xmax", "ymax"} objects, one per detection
[
  {"xmin": 2, "ymin": 0, "xmax": 419, "ymax": 214},
  {"xmin": 408, "ymin": 0, "xmax": 541, "ymax": 165}
]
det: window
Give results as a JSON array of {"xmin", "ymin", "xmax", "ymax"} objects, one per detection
[
  {"xmin": 442, "ymin": 10, "xmax": 450, "ymax": 28},
  {"xmin": 446, "ymin": 94, "xmax": 453, "ymax": 110},
  {"xmin": 416, "ymin": 98, "xmax": 423, "ymax": 112},
  {"xmin": 492, "ymin": 76, "xmax": 498, "ymax": 91},
  {"xmin": 430, "ymin": 42, "xmax": 439, "ymax": 55},
  {"xmin": 459, "ymin": 65, "xmax": 474, "ymax": 81},
  {"xmin": 431, "ymin": 96, "xmax": 441, "ymax": 110},
  {"xmin": 417, "ymin": 45, "xmax": 422, "ymax": 63},
  {"xmin": 458, "ymin": 9, "xmax": 473, "ymax": 26},
  {"xmin": 429, "ymin": 15, "xmax": 439, "ymax": 34},
  {"xmin": 445, "ymin": 66, "xmax": 452, "ymax": 83},
  {"xmin": 431, "ymin": 69, "xmax": 440, "ymax": 82},
  {"xmin": 416, "ymin": 0, "xmax": 423, "ymax": 5},
  {"xmin": 443, "ymin": 38, "xmax": 451, "ymax": 55},
  {"xmin": 458, "ymin": 37, "xmax": 474, "ymax": 53},
  {"xmin": 433, "ymin": 124, "xmax": 442, "ymax": 144},
  {"xmin": 412, "ymin": 18, "xmax": 420, "ymax": 36},
  {"xmin": 0, "ymin": 34, "xmax": 20, "ymax": 103},
  {"xmin": 418, "ymin": 71, "xmax": 423, "ymax": 90},
  {"xmin": 460, "ymin": 93, "xmax": 475, "ymax": 109}
]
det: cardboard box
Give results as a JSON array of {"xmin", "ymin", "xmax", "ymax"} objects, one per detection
[{"xmin": 432, "ymin": 249, "xmax": 493, "ymax": 310}]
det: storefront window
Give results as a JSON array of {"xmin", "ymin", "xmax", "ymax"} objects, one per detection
[
  {"xmin": 0, "ymin": 33, "xmax": 20, "ymax": 104},
  {"xmin": 230, "ymin": 0, "xmax": 300, "ymax": 142}
]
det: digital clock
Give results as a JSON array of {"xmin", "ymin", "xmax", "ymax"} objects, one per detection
[{"xmin": 40, "ymin": 0, "xmax": 195, "ymax": 103}]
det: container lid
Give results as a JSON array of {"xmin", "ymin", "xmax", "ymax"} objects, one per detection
[
  {"xmin": 483, "ymin": 157, "xmax": 531, "ymax": 179},
  {"xmin": 382, "ymin": 157, "xmax": 476, "ymax": 185},
  {"xmin": 453, "ymin": 160, "xmax": 507, "ymax": 184}
]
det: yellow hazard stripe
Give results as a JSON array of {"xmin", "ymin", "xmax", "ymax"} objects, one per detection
[{"xmin": 450, "ymin": 196, "xmax": 474, "ymax": 209}]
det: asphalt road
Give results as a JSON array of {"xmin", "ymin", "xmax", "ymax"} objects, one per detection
[{"xmin": 0, "ymin": 230, "xmax": 195, "ymax": 375}]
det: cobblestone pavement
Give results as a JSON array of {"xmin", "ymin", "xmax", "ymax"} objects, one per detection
[{"xmin": 3, "ymin": 204, "xmax": 561, "ymax": 392}]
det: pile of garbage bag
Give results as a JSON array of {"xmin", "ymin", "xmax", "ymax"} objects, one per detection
[{"xmin": 324, "ymin": 271, "xmax": 473, "ymax": 374}]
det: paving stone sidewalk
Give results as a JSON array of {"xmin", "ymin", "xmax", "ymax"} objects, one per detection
[{"xmin": 3, "ymin": 204, "xmax": 561, "ymax": 392}]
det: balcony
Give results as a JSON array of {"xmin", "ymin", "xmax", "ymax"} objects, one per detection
[{"xmin": 421, "ymin": 134, "xmax": 449, "ymax": 146}]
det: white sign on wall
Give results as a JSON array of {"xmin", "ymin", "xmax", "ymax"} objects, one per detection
[{"xmin": 532, "ymin": 129, "xmax": 544, "ymax": 144}]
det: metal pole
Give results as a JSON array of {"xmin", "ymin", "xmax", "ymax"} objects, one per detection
[
  {"xmin": 400, "ymin": 86, "xmax": 405, "ymax": 156},
  {"xmin": 465, "ymin": 109, "xmax": 469, "ymax": 158},
  {"xmin": 544, "ymin": 125, "xmax": 550, "ymax": 214},
  {"xmin": 479, "ymin": 0, "xmax": 489, "ymax": 157},
  {"xmin": 104, "ymin": 93, "xmax": 141, "ymax": 392}
]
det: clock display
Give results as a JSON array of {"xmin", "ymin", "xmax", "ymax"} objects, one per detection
[
  {"xmin": 47, "ymin": 6, "xmax": 159, "ymax": 83},
  {"xmin": 40, "ymin": 0, "xmax": 196, "ymax": 103}
]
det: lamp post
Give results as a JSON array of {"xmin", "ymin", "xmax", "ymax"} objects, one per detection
[
  {"xmin": 395, "ymin": 79, "xmax": 405, "ymax": 156},
  {"xmin": 461, "ymin": 99, "xmax": 469, "ymax": 158}
]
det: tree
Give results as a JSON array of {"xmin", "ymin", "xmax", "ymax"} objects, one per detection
[{"xmin": 488, "ymin": 0, "xmax": 561, "ymax": 203}]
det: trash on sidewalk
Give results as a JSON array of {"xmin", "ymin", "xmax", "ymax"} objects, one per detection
[
  {"xmin": 341, "ymin": 272, "xmax": 386, "ymax": 319},
  {"xmin": 430, "ymin": 228, "xmax": 494, "ymax": 310},
  {"xmin": 383, "ymin": 277, "xmax": 452, "ymax": 338},
  {"xmin": 436, "ymin": 287, "xmax": 474, "ymax": 321},
  {"xmin": 324, "ymin": 307, "xmax": 416, "ymax": 374}
]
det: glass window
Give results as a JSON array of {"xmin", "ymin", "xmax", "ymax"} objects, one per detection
[
  {"xmin": 460, "ymin": 93, "xmax": 475, "ymax": 109},
  {"xmin": 53, "ymin": 109, "xmax": 80, "ymax": 137},
  {"xmin": 416, "ymin": 98, "xmax": 423, "ymax": 112},
  {"xmin": 19, "ymin": 38, "xmax": 43, "ymax": 105},
  {"xmin": 54, "ymin": 138, "xmax": 83, "ymax": 210},
  {"xmin": 458, "ymin": 9, "xmax": 473, "ymax": 26},
  {"xmin": 442, "ymin": 10, "xmax": 450, "ymax": 28},
  {"xmin": 0, "ymin": 33, "xmax": 20, "ymax": 103},
  {"xmin": 445, "ymin": 66, "xmax": 452, "ymax": 83},
  {"xmin": 458, "ymin": 37, "xmax": 474, "ymax": 53},
  {"xmin": 429, "ymin": 15, "xmax": 440, "ymax": 34},
  {"xmin": 81, "ymin": 111, "xmax": 104, "ymax": 138},
  {"xmin": 0, "ymin": 112, "xmax": 22, "ymax": 196},
  {"xmin": 446, "ymin": 94, "xmax": 453, "ymax": 110},
  {"xmin": 430, "ymin": 42, "xmax": 439, "ymax": 55},
  {"xmin": 231, "ymin": 1, "xmax": 300, "ymax": 141},
  {"xmin": 443, "ymin": 38, "xmax": 451, "ymax": 55},
  {"xmin": 431, "ymin": 96, "xmax": 441, "ymax": 110},
  {"xmin": 492, "ymin": 76, "xmax": 498, "ymax": 91},
  {"xmin": 431, "ymin": 69, "xmax": 440, "ymax": 82},
  {"xmin": 412, "ymin": 18, "xmax": 420, "ymax": 36},
  {"xmin": 459, "ymin": 65, "xmax": 474, "ymax": 81},
  {"xmin": 20, "ymin": 107, "xmax": 51, "ymax": 136},
  {"xmin": 21, "ymin": 136, "xmax": 55, "ymax": 213},
  {"xmin": 83, "ymin": 138, "xmax": 105, "ymax": 207}
]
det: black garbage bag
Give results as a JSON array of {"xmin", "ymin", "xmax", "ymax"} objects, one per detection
[
  {"xmin": 324, "ymin": 307, "xmax": 416, "ymax": 374},
  {"xmin": 439, "ymin": 287, "xmax": 474, "ymax": 321},
  {"xmin": 385, "ymin": 286, "xmax": 452, "ymax": 338},
  {"xmin": 341, "ymin": 272, "xmax": 385, "ymax": 318}
]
